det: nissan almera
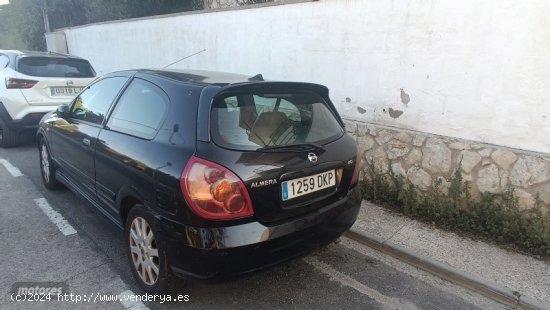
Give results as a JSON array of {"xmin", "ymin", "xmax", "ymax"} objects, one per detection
[{"xmin": 37, "ymin": 69, "xmax": 362, "ymax": 293}]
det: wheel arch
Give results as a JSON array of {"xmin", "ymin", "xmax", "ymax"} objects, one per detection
[
  {"xmin": 117, "ymin": 187, "xmax": 148, "ymax": 225},
  {"xmin": 36, "ymin": 129, "xmax": 45, "ymax": 147}
]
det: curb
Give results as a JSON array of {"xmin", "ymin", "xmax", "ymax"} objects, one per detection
[{"xmin": 344, "ymin": 228, "xmax": 550, "ymax": 310}]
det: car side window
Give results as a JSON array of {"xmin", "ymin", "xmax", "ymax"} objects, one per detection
[
  {"xmin": 69, "ymin": 77, "xmax": 128, "ymax": 125},
  {"xmin": 106, "ymin": 78, "xmax": 169, "ymax": 140},
  {"xmin": 0, "ymin": 55, "xmax": 9, "ymax": 69}
]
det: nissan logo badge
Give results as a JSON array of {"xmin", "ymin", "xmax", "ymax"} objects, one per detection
[{"xmin": 308, "ymin": 152, "xmax": 318, "ymax": 163}]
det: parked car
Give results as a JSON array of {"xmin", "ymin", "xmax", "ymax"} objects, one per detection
[
  {"xmin": 0, "ymin": 50, "xmax": 96, "ymax": 147},
  {"xmin": 37, "ymin": 69, "xmax": 362, "ymax": 293}
]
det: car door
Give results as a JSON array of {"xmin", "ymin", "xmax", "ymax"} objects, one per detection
[
  {"xmin": 95, "ymin": 77, "xmax": 171, "ymax": 217},
  {"xmin": 50, "ymin": 76, "xmax": 129, "ymax": 198}
]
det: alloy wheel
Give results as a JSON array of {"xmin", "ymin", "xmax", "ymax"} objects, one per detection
[
  {"xmin": 41, "ymin": 144, "xmax": 50, "ymax": 183},
  {"xmin": 129, "ymin": 217, "xmax": 160, "ymax": 285}
]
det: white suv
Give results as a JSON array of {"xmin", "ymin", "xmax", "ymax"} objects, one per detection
[{"xmin": 0, "ymin": 50, "xmax": 96, "ymax": 147}]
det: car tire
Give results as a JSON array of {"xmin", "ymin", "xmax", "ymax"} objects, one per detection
[
  {"xmin": 125, "ymin": 205, "xmax": 171, "ymax": 294},
  {"xmin": 0, "ymin": 118, "xmax": 20, "ymax": 148},
  {"xmin": 39, "ymin": 139, "xmax": 62, "ymax": 190}
]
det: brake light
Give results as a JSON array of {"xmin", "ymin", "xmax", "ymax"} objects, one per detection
[
  {"xmin": 350, "ymin": 144, "xmax": 361, "ymax": 187},
  {"xmin": 181, "ymin": 157, "xmax": 254, "ymax": 220},
  {"xmin": 5, "ymin": 78, "xmax": 38, "ymax": 89}
]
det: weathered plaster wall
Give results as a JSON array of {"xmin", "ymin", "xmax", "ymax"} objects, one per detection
[
  {"xmin": 345, "ymin": 119, "xmax": 550, "ymax": 212},
  {"xmin": 59, "ymin": 0, "xmax": 550, "ymax": 154}
]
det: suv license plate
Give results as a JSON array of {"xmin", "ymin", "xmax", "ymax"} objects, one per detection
[
  {"xmin": 282, "ymin": 170, "xmax": 336, "ymax": 201},
  {"xmin": 50, "ymin": 87, "xmax": 83, "ymax": 96}
]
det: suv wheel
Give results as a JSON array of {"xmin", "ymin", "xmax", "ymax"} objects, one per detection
[
  {"xmin": 39, "ymin": 139, "xmax": 62, "ymax": 189},
  {"xmin": 0, "ymin": 119, "xmax": 20, "ymax": 148},
  {"xmin": 125, "ymin": 205, "xmax": 171, "ymax": 294}
]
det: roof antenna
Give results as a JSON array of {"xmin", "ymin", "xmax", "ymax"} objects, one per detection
[
  {"xmin": 248, "ymin": 74, "xmax": 264, "ymax": 81},
  {"xmin": 163, "ymin": 49, "xmax": 207, "ymax": 68}
]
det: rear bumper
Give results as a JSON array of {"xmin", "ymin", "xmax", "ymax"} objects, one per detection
[
  {"xmin": 0, "ymin": 101, "xmax": 51, "ymax": 131},
  {"xmin": 160, "ymin": 186, "xmax": 362, "ymax": 279}
]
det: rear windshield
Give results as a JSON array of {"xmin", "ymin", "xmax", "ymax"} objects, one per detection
[
  {"xmin": 17, "ymin": 57, "xmax": 95, "ymax": 78},
  {"xmin": 211, "ymin": 91, "xmax": 344, "ymax": 150}
]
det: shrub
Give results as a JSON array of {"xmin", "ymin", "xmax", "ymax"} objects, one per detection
[{"xmin": 360, "ymin": 163, "xmax": 550, "ymax": 257}]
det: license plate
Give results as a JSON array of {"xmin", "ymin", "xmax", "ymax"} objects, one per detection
[
  {"xmin": 50, "ymin": 87, "xmax": 83, "ymax": 97},
  {"xmin": 281, "ymin": 170, "xmax": 336, "ymax": 201}
]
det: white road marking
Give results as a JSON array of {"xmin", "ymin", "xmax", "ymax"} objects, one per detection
[
  {"xmin": 0, "ymin": 158, "xmax": 23, "ymax": 177},
  {"xmin": 118, "ymin": 290, "xmax": 150, "ymax": 309},
  {"xmin": 303, "ymin": 256, "xmax": 419, "ymax": 310},
  {"xmin": 33, "ymin": 198, "xmax": 77, "ymax": 236}
]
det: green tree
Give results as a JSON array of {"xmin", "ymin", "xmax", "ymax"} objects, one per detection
[
  {"xmin": 0, "ymin": 1, "xmax": 44, "ymax": 50},
  {"xmin": 0, "ymin": 4, "xmax": 26, "ymax": 49},
  {"xmin": 12, "ymin": 0, "xmax": 47, "ymax": 50}
]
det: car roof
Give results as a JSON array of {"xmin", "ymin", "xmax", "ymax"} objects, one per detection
[
  {"xmin": 0, "ymin": 49, "xmax": 86, "ymax": 60},
  {"xmin": 133, "ymin": 69, "xmax": 330, "ymax": 92},
  {"xmin": 104, "ymin": 69, "xmax": 329, "ymax": 95},
  {"xmin": 137, "ymin": 69, "xmax": 263, "ymax": 86}
]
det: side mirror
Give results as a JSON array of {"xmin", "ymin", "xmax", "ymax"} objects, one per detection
[{"xmin": 56, "ymin": 104, "xmax": 70, "ymax": 117}]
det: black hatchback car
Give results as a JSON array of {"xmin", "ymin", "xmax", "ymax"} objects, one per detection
[{"xmin": 37, "ymin": 69, "xmax": 362, "ymax": 293}]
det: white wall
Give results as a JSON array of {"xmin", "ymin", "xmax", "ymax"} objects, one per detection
[{"xmin": 62, "ymin": 0, "xmax": 550, "ymax": 154}]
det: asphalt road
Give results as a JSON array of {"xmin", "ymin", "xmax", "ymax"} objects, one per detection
[{"xmin": 0, "ymin": 138, "xmax": 502, "ymax": 310}]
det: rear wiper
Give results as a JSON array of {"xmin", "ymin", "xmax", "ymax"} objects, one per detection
[{"xmin": 256, "ymin": 143, "xmax": 325, "ymax": 153}]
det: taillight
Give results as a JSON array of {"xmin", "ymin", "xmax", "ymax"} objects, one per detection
[
  {"xmin": 5, "ymin": 78, "xmax": 38, "ymax": 89},
  {"xmin": 350, "ymin": 144, "xmax": 361, "ymax": 187},
  {"xmin": 181, "ymin": 156, "xmax": 254, "ymax": 220}
]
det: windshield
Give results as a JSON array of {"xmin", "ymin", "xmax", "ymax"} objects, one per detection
[
  {"xmin": 17, "ymin": 57, "xmax": 96, "ymax": 78},
  {"xmin": 210, "ymin": 91, "xmax": 344, "ymax": 151}
]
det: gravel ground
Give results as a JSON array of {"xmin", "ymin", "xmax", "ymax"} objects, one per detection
[{"xmin": 353, "ymin": 201, "xmax": 550, "ymax": 305}]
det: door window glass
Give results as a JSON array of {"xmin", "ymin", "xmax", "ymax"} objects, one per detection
[
  {"xmin": 106, "ymin": 78, "xmax": 169, "ymax": 140},
  {"xmin": 70, "ymin": 77, "xmax": 128, "ymax": 125}
]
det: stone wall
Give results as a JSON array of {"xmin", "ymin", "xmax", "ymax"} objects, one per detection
[{"xmin": 344, "ymin": 119, "xmax": 550, "ymax": 212}]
